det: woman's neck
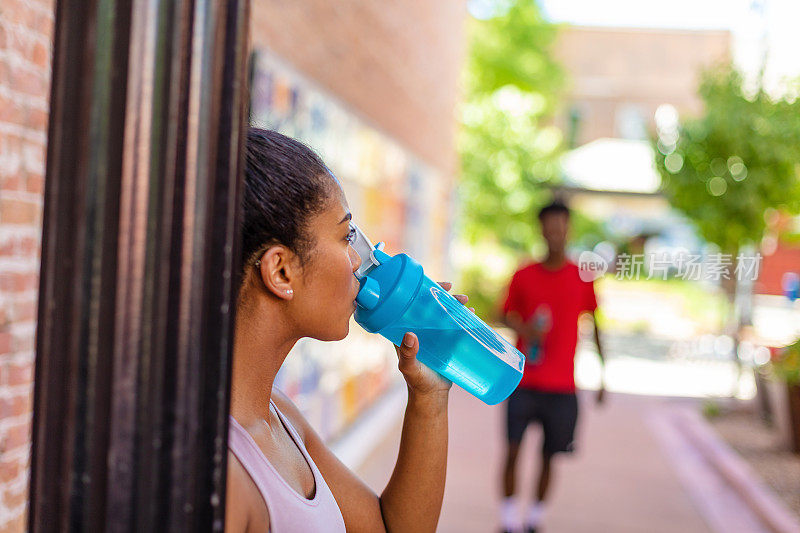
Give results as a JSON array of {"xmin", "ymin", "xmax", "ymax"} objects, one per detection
[{"xmin": 229, "ymin": 297, "xmax": 299, "ymax": 428}]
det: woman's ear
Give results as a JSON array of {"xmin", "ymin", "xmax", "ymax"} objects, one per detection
[{"xmin": 256, "ymin": 245, "xmax": 296, "ymax": 300}]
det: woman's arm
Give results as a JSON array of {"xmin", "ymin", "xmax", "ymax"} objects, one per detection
[{"xmin": 377, "ymin": 353, "xmax": 449, "ymax": 532}]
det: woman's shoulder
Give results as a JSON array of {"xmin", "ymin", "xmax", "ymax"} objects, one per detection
[{"xmin": 226, "ymin": 449, "xmax": 270, "ymax": 532}]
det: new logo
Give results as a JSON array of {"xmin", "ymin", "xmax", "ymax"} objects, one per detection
[{"xmin": 578, "ymin": 250, "xmax": 608, "ymax": 282}]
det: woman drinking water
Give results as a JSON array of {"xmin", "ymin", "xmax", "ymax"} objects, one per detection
[{"xmin": 225, "ymin": 128, "xmax": 467, "ymax": 532}]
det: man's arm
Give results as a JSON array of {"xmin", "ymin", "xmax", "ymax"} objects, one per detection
[
  {"xmin": 499, "ymin": 271, "xmax": 524, "ymax": 336},
  {"xmin": 592, "ymin": 310, "xmax": 606, "ymax": 404}
]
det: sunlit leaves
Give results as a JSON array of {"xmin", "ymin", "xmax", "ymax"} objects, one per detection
[
  {"xmin": 457, "ymin": 0, "xmax": 566, "ymax": 316},
  {"xmin": 653, "ymin": 64, "xmax": 800, "ymax": 255},
  {"xmin": 459, "ymin": 0, "xmax": 564, "ymax": 251}
]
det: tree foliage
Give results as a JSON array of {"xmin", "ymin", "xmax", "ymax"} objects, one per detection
[
  {"xmin": 457, "ymin": 0, "xmax": 565, "ymax": 317},
  {"xmin": 459, "ymin": 0, "xmax": 565, "ymax": 252},
  {"xmin": 653, "ymin": 65, "xmax": 800, "ymax": 256}
]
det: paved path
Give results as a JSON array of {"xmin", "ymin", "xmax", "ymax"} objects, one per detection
[{"xmin": 357, "ymin": 388, "xmax": 741, "ymax": 532}]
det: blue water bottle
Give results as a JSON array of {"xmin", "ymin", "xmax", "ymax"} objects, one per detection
[{"xmin": 350, "ymin": 225, "xmax": 524, "ymax": 405}]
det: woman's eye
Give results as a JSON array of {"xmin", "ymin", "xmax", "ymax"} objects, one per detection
[{"xmin": 346, "ymin": 227, "xmax": 357, "ymax": 244}]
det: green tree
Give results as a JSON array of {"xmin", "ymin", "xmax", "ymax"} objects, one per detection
[
  {"xmin": 653, "ymin": 64, "xmax": 800, "ymax": 317},
  {"xmin": 655, "ymin": 65, "xmax": 800, "ymax": 257},
  {"xmin": 458, "ymin": 0, "xmax": 565, "ymax": 317}
]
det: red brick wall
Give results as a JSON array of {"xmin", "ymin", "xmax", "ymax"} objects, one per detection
[
  {"xmin": 554, "ymin": 26, "xmax": 731, "ymax": 145},
  {"xmin": 249, "ymin": 0, "xmax": 467, "ymax": 176},
  {"xmin": 0, "ymin": 0, "xmax": 54, "ymax": 531}
]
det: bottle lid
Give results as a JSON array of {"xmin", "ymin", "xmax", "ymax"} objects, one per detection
[{"xmin": 355, "ymin": 249, "xmax": 424, "ymax": 333}]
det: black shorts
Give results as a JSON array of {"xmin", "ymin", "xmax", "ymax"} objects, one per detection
[{"xmin": 506, "ymin": 388, "xmax": 578, "ymax": 455}]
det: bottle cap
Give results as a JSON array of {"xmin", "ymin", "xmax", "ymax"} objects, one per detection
[{"xmin": 355, "ymin": 250, "xmax": 424, "ymax": 333}]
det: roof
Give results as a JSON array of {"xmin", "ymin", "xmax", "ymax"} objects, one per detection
[{"xmin": 560, "ymin": 138, "xmax": 662, "ymax": 194}]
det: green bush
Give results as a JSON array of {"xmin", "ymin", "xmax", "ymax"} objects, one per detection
[{"xmin": 770, "ymin": 338, "xmax": 800, "ymax": 385}]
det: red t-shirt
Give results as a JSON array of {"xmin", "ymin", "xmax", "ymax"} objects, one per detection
[{"xmin": 502, "ymin": 261, "xmax": 597, "ymax": 393}]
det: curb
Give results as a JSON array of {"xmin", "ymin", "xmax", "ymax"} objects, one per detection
[{"xmin": 674, "ymin": 408, "xmax": 800, "ymax": 533}]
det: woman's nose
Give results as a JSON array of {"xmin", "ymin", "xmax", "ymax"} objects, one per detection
[{"xmin": 349, "ymin": 244, "xmax": 362, "ymax": 272}]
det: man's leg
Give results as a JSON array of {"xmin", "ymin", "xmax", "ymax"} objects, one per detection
[
  {"xmin": 502, "ymin": 440, "xmax": 522, "ymax": 497},
  {"xmin": 525, "ymin": 392, "xmax": 578, "ymax": 532},
  {"xmin": 535, "ymin": 451, "xmax": 553, "ymax": 502},
  {"xmin": 500, "ymin": 390, "xmax": 530, "ymax": 532},
  {"xmin": 523, "ymin": 451, "xmax": 552, "ymax": 532}
]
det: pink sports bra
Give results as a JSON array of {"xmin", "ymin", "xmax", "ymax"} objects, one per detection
[{"xmin": 228, "ymin": 400, "xmax": 346, "ymax": 532}]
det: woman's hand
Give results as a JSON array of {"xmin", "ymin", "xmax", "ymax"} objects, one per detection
[{"xmin": 394, "ymin": 281, "xmax": 470, "ymax": 400}]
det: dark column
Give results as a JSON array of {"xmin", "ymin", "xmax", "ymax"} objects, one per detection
[{"xmin": 30, "ymin": 0, "xmax": 250, "ymax": 531}]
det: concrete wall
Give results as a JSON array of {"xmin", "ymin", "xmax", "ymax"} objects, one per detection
[{"xmin": 0, "ymin": 0, "xmax": 54, "ymax": 531}]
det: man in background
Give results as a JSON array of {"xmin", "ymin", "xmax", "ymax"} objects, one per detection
[{"xmin": 498, "ymin": 200, "xmax": 605, "ymax": 533}]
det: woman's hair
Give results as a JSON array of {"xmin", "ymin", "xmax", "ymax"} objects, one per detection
[{"xmin": 242, "ymin": 128, "xmax": 333, "ymax": 267}]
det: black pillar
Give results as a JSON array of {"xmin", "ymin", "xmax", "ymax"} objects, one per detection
[{"xmin": 30, "ymin": 0, "xmax": 250, "ymax": 531}]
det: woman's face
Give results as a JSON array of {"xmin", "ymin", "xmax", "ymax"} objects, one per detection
[{"xmin": 292, "ymin": 185, "xmax": 362, "ymax": 341}]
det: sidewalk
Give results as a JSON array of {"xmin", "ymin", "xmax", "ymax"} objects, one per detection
[{"xmin": 355, "ymin": 387, "xmax": 779, "ymax": 532}]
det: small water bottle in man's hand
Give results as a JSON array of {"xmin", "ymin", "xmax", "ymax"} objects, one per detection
[{"xmin": 525, "ymin": 305, "xmax": 552, "ymax": 366}]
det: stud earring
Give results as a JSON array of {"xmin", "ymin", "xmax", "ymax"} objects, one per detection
[
  {"xmin": 254, "ymin": 259, "xmax": 261, "ymax": 268},
  {"xmin": 286, "ymin": 289, "xmax": 293, "ymax": 295}
]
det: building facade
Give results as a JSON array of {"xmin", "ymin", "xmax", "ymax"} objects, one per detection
[
  {"xmin": 0, "ymin": 2, "xmax": 467, "ymax": 531},
  {"xmin": 554, "ymin": 26, "xmax": 731, "ymax": 146}
]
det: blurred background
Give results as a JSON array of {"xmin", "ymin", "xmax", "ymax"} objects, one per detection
[{"xmin": 1, "ymin": 0, "xmax": 800, "ymax": 531}]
